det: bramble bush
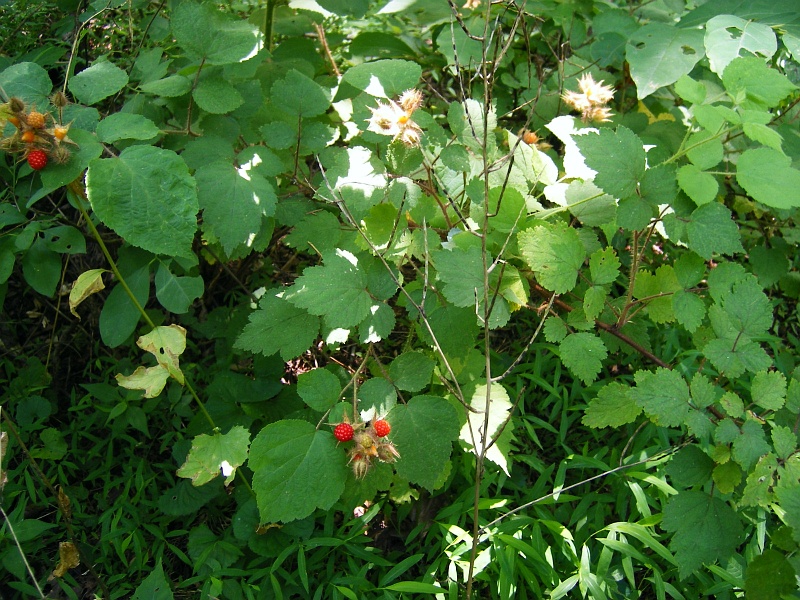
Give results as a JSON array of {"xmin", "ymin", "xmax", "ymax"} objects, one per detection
[{"xmin": 1, "ymin": 0, "xmax": 800, "ymax": 598}]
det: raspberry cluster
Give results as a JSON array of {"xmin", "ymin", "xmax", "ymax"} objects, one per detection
[
  {"xmin": 1, "ymin": 94, "xmax": 76, "ymax": 171},
  {"xmin": 331, "ymin": 415, "xmax": 399, "ymax": 479}
]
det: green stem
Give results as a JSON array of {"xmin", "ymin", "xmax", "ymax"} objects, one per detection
[{"xmin": 264, "ymin": 0, "xmax": 277, "ymax": 52}]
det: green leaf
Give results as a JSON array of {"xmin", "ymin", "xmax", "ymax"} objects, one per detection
[
  {"xmin": 564, "ymin": 180, "xmax": 616, "ymax": 226},
  {"xmin": 99, "ymin": 247, "xmax": 151, "ymax": 348},
  {"xmin": 776, "ymin": 485, "xmax": 800, "ymax": 544},
  {"xmin": 686, "ymin": 131, "xmax": 724, "ymax": 170},
  {"xmin": 518, "ymin": 221, "xmax": 586, "ymax": 294},
  {"xmin": 286, "ymin": 250, "xmax": 372, "ymax": 329},
  {"xmin": 736, "ymin": 148, "xmax": 800, "ymax": 209},
  {"xmin": 742, "ymin": 122, "xmax": 784, "ymax": 152},
  {"xmin": 626, "ymin": 23, "xmax": 705, "ymax": 99},
  {"xmin": 666, "ymin": 445, "xmax": 714, "ymax": 488},
  {"xmin": 359, "ymin": 301, "xmax": 395, "ymax": 343},
  {"xmin": 633, "ymin": 265, "xmax": 681, "ymax": 324},
  {"xmin": 672, "ymin": 290, "xmax": 705, "ymax": 332},
  {"xmin": 87, "ymin": 146, "xmax": 198, "ymax": 258},
  {"xmin": 460, "ymin": 383, "xmax": 513, "ymax": 475},
  {"xmin": 732, "ymin": 419, "xmax": 770, "ymax": 470},
  {"xmin": 631, "ymin": 368, "xmax": 691, "ymax": 427},
  {"xmin": 177, "ymin": 426, "xmax": 250, "ymax": 486},
  {"xmin": 235, "ymin": 294, "xmax": 320, "ymax": 361},
  {"xmin": 383, "ymin": 582, "xmax": 445, "ymax": 594},
  {"xmin": 704, "ymin": 15, "xmax": 777, "ymax": 76},
  {"xmin": 271, "ymin": 70, "xmax": 331, "ymax": 117},
  {"xmin": 96, "ymin": 113, "xmax": 160, "ymax": 143},
  {"xmin": 21, "ymin": 238, "xmax": 60, "ymax": 297},
  {"xmin": 297, "ymin": 369, "xmax": 342, "ymax": 412},
  {"xmin": 677, "ymin": 164, "xmax": 718, "ymax": 206},
  {"xmin": 432, "ymin": 246, "xmax": 485, "ymax": 308},
  {"xmin": 139, "ymin": 75, "xmax": 192, "ymax": 97},
  {"xmin": 30, "ymin": 427, "xmax": 67, "ymax": 459},
  {"xmin": 157, "ymin": 480, "xmax": 221, "ymax": 516},
  {"xmin": 773, "ymin": 426, "xmax": 797, "ymax": 461},
  {"xmin": 390, "ymin": 396, "xmax": 460, "ymax": 491},
  {"xmin": 195, "ymin": 161, "xmax": 276, "ymax": 255},
  {"xmin": 712, "ymin": 461, "xmax": 743, "ymax": 494},
  {"xmin": 674, "ymin": 75, "xmax": 706, "ymax": 104},
  {"xmin": 422, "ymin": 305, "xmax": 480, "ymax": 358},
  {"xmin": 686, "ymin": 202, "xmax": 744, "ymax": 259},
  {"xmin": 720, "ymin": 391, "xmax": 744, "ymax": 418},
  {"xmin": 749, "ymin": 245, "xmax": 790, "ymax": 287},
  {"xmin": 751, "ymin": 370, "xmax": 786, "ymax": 411},
  {"xmin": 154, "ymin": 263, "xmax": 203, "ymax": 314},
  {"xmin": 358, "ymin": 378, "xmax": 397, "ymax": 421},
  {"xmin": 250, "ymin": 420, "xmax": 347, "ymax": 523},
  {"xmin": 131, "ymin": 561, "xmax": 174, "ymax": 600},
  {"xmin": 560, "ymin": 333, "xmax": 607, "ymax": 385},
  {"xmin": 745, "ymin": 549, "xmax": 797, "ymax": 600},
  {"xmin": 388, "ymin": 352, "xmax": 434, "ymax": 393},
  {"xmin": 193, "ymin": 75, "xmax": 244, "ymax": 114},
  {"xmin": 583, "ymin": 286, "xmax": 607, "ymax": 322},
  {"xmin": 0, "ymin": 62, "xmax": 52, "ymax": 106},
  {"xmin": 582, "ymin": 382, "xmax": 642, "ymax": 428},
  {"xmin": 337, "ymin": 59, "xmax": 421, "ymax": 99},
  {"xmin": 661, "ymin": 490, "xmax": 743, "ymax": 579},
  {"xmin": 68, "ymin": 60, "xmax": 129, "ymax": 105},
  {"xmin": 589, "ymin": 247, "xmax": 620, "ymax": 286},
  {"xmin": 283, "ymin": 210, "xmax": 342, "ymax": 254},
  {"xmin": 722, "ymin": 56, "xmax": 797, "ymax": 110},
  {"xmin": 574, "ymin": 126, "xmax": 646, "ymax": 199},
  {"xmin": 172, "ymin": 1, "xmax": 260, "ymax": 65}
]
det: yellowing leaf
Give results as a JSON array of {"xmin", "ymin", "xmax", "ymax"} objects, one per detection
[
  {"xmin": 116, "ymin": 365, "xmax": 170, "ymax": 398},
  {"xmin": 69, "ymin": 269, "xmax": 106, "ymax": 319},
  {"xmin": 52, "ymin": 542, "xmax": 80, "ymax": 578},
  {"xmin": 137, "ymin": 325, "xmax": 187, "ymax": 384}
]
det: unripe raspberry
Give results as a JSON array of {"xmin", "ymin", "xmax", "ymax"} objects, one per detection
[
  {"xmin": 51, "ymin": 91, "xmax": 69, "ymax": 108},
  {"xmin": 27, "ymin": 111, "xmax": 46, "ymax": 129},
  {"xmin": 9, "ymin": 97, "xmax": 25, "ymax": 113},
  {"xmin": 51, "ymin": 145, "xmax": 72, "ymax": 165}
]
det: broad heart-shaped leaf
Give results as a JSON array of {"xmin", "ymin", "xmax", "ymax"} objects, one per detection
[
  {"xmin": 195, "ymin": 161, "xmax": 276, "ymax": 255},
  {"xmin": 131, "ymin": 561, "xmax": 174, "ymax": 600},
  {"xmin": 67, "ymin": 61, "xmax": 129, "ymax": 105},
  {"xmin": 96, "ymin": 113, "xmax": 160, "ymax": 143},
  {"xmin": 271, "ymin": 70, "xmax": 331, "ymax": 117},
  {"xmin": 336, "ymin": 59, "xmax": 421, "ymax": 100},
  {"xmin": 87, "ymin": 146, "xmax": 198, "ymax": 258},
  {"xmin": 460, "ymin": 383, "xmax": 512, "ymax": 475},
  {"xmin": 559, "ymin": 332, "xmax": 608, "ymax": 385},
  {"xmin": 626, "ymin": 23, "xmax": 705, "ymax": 99},
  {"xmin": 432, "ymin": 246, "xmax": 486, "ymax": 308},
  {"xmin": 171, "ymin": 1, "xmax": 260, "ymax": 65},
  {"xmin": 193, "ymin": 75, "xmax": 244, "ymax": 114},
  {"xmin": 631, "ymin": 368, "xmax": 691, "ymax": 427},
  {"xmin": 583, "ymin": 382, "xmax": 643, "ymax": 428},
  {"xmin": 297, "ymin": 369, "xmax": 342, "ymax": 412},
  {"xmin": 285, "ymin": 249, "xmax": 372, "ymax": 329},
  {"xmin": 704, "ymin": 15, "xmax": 777, "ymax": 76},
  {"xmin": 686, "ymin": 202, "xmax": 744, "ymax": 259},
  {"xmin": 235, "ymin": 294, "xmax": 320, "ymax": 361},
  {"xmin": 388, "ymin": 351, "xmax": 435, "ymax": 393},
  {"xmin": 177, "ymin": 426, "xmax": 251, "ymax": 487},
  {"xmin": 136, "ymin": 325, "xmax": 187, "ymax": 384},
  {"xmin": 0, "ymin": 62, "xmax": 52, "ymax": 106},
  {"xmin": 745, "ymin": 549, "xmax": 798, "ymax": 600},
  {"xmin": 574, "ymin": 126, "xmax": 646, "ymax": 199},
  {"xmin": 249, "ymin": 420, "xmax": 347, "ymax": 523},
  {"xmin": 661, "ymin": 490, "xmax": 744, "ymax": 579},
  {"xmin": 722, "ymin": 57, "xmax": 798, "ymax": 110},
  {"xmin": 737, "ymin": 148, "xmax": 800, "ymax": 210},
  {"xmin": 518, "ymin": 221, "xmax": 586, "ymax": 294},
  {"xmin": 389, "ymin": 396, "xmax": 460, "ymax": 491}
]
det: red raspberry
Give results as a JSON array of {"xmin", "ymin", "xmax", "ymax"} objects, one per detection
[
  {"xmin": 373, "ymin": 419, "xmax": 391, "ymax": 438},
  {"xmin": 27, "ymin": 150, "xmax": 48, "ymax": 171},
  {"xmin": 333, "ymin": 422, "xmax": 354, "ymax": 442}
]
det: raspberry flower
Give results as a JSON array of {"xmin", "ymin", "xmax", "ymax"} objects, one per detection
[
  {"xmin": 562, "ymin": 73, "xmax": 615, "ymax": 122},
  {"xmin": 366, "ymin": 89, "xmax": 424, "ymax": 147}
]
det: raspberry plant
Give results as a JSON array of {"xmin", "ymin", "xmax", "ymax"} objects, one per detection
[{"xmin": 1, "ymin": 0, "xmax": 800, "ymax": 597}]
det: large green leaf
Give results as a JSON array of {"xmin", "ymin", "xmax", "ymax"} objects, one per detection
[
  {"xmin": 574, "ymin": 126, "xmax": 646, "ymax": 199},
  {"xmin": 195, "ymin": 161, "xmax": 276, "ymax": 255},
  {"xmin": 98, "ymin": 247, "xmax": 151, "ymax": 348},
  {"xmin": 250, "ymin": 420, "xmax": 347, "ymax": 523},
  {"xmin": 0, "ymin": 62, "xmax": 52, "ymax": 106},
  {"xmin": 177, "ymin": 426, "xmax": 251, "ymax": 486},
  {"xmin": 297, "ymin": 369, "xmax": 342, "ymax": 412},
  {"xmin": 336, "ymin": 59, "xmax": 421, "ymax": 99},
  {"xmin": 131, "ymin": 561, "xmax": 174, "ymax": 600},
  {"xmin": 172, "ymin": 1, "xmax": 260, "ymax": 65},
  {"xmin": 736, "ymin": 148, "xmax": 800, "ymax": 209},
  {"xmin": 686, "ymin": 202, "xmax": 744, "ymax": 259},
  {"xmin": 87, "ymin": 146, "xmax": 198, "ymax": 258},
  {"xmin": 390, "ymin": 396, "xmax": 460, "ymax": 491},
  {"xmin": 582, "ymin": 382, "xmax": 642, "ymax": 428},
  {"xmin": 518, "ymin": 221, "xmax": 586, "ymax": 294},
  {"xmin": 271, "ymin": 70, "xmax": 331, "ymax": 117},
  {"xmin": 68, "ymin": 61, "xmax": 129, "ymax": 105},
  {"xmin": 626, "ymin": 23, "xmax": 705, "ymax": 99},
  {"xmin": 235, "ymin": 294, "xmax": 320, "ymax": 361},
  {"xmin": 631, "ymin": 368, "xmax": 691, "ymax": 427},
  {"xmin": 662, "ymin": 491, "xmax": 743, "ymax": 579},
  {"xmin": 722, "ymin": 57, "xmax": 798, "ymax": 110},
  {"xmin": 744, "ymin": 550, "xmax": 798, "ymax": 600},
  {"xmin": 704, "ymin": 15, "xmax": 777, "ymax": 76},
  {"xmin": 681, "ymin": 0, "xmax": 800, "ymax": 38},
  {"xmin": 559, "ymin": 332, "xmax": 608, "ymax": 385},
  {"xmin": 432, "ymin": 246, "xmax": 486, "ymax": 308}
]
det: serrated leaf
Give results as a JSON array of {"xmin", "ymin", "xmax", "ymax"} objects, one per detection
[
  {"xmin": 712, "ymin": 461, "xmax": 742, "ymax": 494},
  {"xmin": 678, "ymin": 164, "xmax": 718, "ymax": 206},
  {"xmin": 776, "ymin": 485, "xmax": 800, "ymax": 544},
  {"xmin": 286, "ymin": 250, "xmax": 372, "ymax": 329},
  {"xmin": 583, "ymin": 286, "xmax": 607, "ymax": 322},
  {"xmin": 0, "ymin": 62, "xmax": 52, "ymax": 107},
  {"xmin": 250, "ymin": 420, "xmax": 347, "ymax": 523},
  {"xmin": 737, "ymin": 148, "xmax": 800, "ymax": 210},
  {"xmin": 235, "ymin": 294, "xmax": 320, "ymax": 361},
  {"xmin": 271, "ymin": 70, "xmax": 331, "ymax": 117},
  {"xmin": 722, "ymin": 56, "xmax": 797, "ymax": 110},
  {"xmin": 751, "ymin": 370, "xmax": 786, "ymax": 411},
  {"xmin": 87, "ymin": 146, "xmax": 198, "ymax": 258},
  {"xmin": 574, "ymin": 126, "xmax": 646, "ymax": 199},
  {"xmin": 732, "ymin": 419, "xmax": 770, "ymax": 471},
  {"xmin": 661, "ymin": 490, "xmax": 743, "ymax": 579},
  {"xmin": 666, "ymin": 445, "xmax": 714, "ymax": 488},
  {"xmin": 337, "ymin": 59, "xmax": 421, "ymax": 99},
  {"xmin": 773, "ymin": 426, "xmax": 797, "ymax": 461},
  {"xmin": 359, "ymin": 302, "xmax": 395, "ymax": 343},
  {"xmin": 543, "ymin": 316, "xmax": 568, "ymax": 343},
  {"xmin": 432, "ymin": 246, "xmax": 485, "ymax": 308},
  {"xmin": 564, "ymin": 180, "xmax": 616, "ymax": 226},
  {"xmin": 589, "ymin": 247, "xmax": 620, "ymax": 286},
  {"xmin": 460, "ymin": 383, "xmax": 513, "ymax": 475},
  {"xmin": 195, "ymin": 161, "xmax": 277, "ymax": 255},
  {"xmin": 68, "ymin": 61, "xmax": 129, "ymax": 105},
  {"xmin": 518, "ymin": 221, "xmax": 586, "ymax": 294},
  {"xmin": 560, "ymin": 332, "xmax": 607, "ymax": 385},
  {"xmin": 172, "ymin": 1, "xmax": 260, "ymax": 65},
  {"xmin": 358, "ymin": 378, "xmax": 397, "ymax": 421},
  {"xmin": 297, "ymin": 369, "xmax": 342, "ymax": 412},
  {"xmin": 634, "ymin": 265, "xmax": 680, "ymax": 324},
  {"xmin": 631, "ymin": 368, "xmax": 691, "ymax": 427},
  {"xmin": 389, "ymin": 396, "xmax": 460, "ymax": 491},
  {"xmin": 744, "ymin": 549, "xmax": 797, "ymax": 600},
  {"xmin": 69, "ymin": 269, "xmax": 106, "ymax": 319},
  {"xmin": 131, "ymin": 561, "xmax": 174, "ymax": 600},
  {"xmin": 626, "ymin": 24, "xmax": 705, "ymax": 99},
  {"xmin": 672, "ymin": 290, "xmax": 705, "ymax": 332},
  {"xmin": 686, "ymin": 202, "xmax": 744, "ymax": 259},
  {"xmin": 193, "ymin": 76, "xmax": 244, "ymax": 114},
  {"xmin": 582, "ymin": 382, "xmax": 642, "ymax": 428},
  {"xmin": 388, "ymin": 351, "xmax": 434, "ymax": 393},
  {"xmin": 177, "ymin": 426, "xmax": 250, "ymax": 486}
]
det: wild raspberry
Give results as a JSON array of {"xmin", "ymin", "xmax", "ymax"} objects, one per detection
[
  {"xmin": 27, "ymin": 111, "xmax": 46, "ymax": 129},
  {"xmin": 333, "ymin": 422, "xmax": 354, "ymax": 442},
  {"xmin": 27, "ymin": 149, "xmax": 48, "ymax": 171},
  {"xmin": 53, "ymin": 125, "xmax": 70, "ymax": 141},
  {"xmin": 373, "ymin": 419, "xmax": 391, "ymax": 438},
  {"xmin": 20, "ymin": 130, "xmax": 36, "ymax": 144}
]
